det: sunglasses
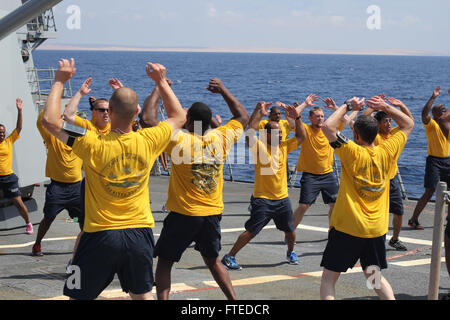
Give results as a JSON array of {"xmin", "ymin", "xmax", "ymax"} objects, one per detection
[{"xmin": 94, "ymin": 108, "xmax": 109, "ymax": 113}]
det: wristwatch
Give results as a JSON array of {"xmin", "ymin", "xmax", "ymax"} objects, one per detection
[{"xmin": 344, "ymin": 99, "xmax": 353, "ymax": 111}]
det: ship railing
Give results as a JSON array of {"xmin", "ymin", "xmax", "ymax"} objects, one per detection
[{"xmin": 27, "ymin": 67, "xmax": 73, "ymax": 108}]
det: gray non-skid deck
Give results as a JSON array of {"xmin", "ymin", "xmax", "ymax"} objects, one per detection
[{"xmin": 0, "ymin": 175, "xmax": 448, "ymax": 300}]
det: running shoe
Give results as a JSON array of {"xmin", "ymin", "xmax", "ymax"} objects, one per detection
[
  {"xmin": 388, "ymin": 238, "xmax": 408, "ymax": 251},
  {"xmin": 408, "ymin": 219, "xmax": 424, "ymax": 230},
  {"xmin": 221, "ymin": 255, "xmax": 242, "ymax": 270},
  {"xmin": 26, "ymin": 223, "xmax": 34, "ymax": 235},
  {"xmin": 162, "ymin": 204, "xmax": 168, "ymax": 213},
  {"xmin": 286, "ymin": 250, "xmax": 299, "ymax": 265},
  {"xmin": 32, "ymin": 243, "xmax": 43, "ymax": 257}
]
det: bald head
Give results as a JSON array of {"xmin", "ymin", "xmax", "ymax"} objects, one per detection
[{"xmin": 109, "ymin": 87, "xmax": 139, "ymax": 123}]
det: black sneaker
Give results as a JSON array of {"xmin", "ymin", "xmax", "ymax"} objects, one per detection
[
  {"xmin": 389, "ymin": 238, "xmax": 408, "ymax": 251},
  {"xmin": 408, "ymin": 219, "xmax": 424, "ymax": 230}
]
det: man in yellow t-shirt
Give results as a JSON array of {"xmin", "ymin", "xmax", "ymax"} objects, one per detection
[
  {"xmin": 258, "ymin": 105, "xmax": 294, "ymax": 140},
  {"xmin": 320, "ymin": 96, "xmax": 414, "ymax": 300},
  {"xmin": 0, "ymin": 98, "xmax": 33, "ymax": 235},
  {"xmin": 409, "ymin": 86, "xmax": 450, "ymax": 230},
  {"xmin": 41, "ymin": 58, "xmax": 186, "ymax": 300},
  {"xmin": 291, "ymin": 94, "xmax": 339, "ymax": 230},
  {"xmin": 222, "ymin": 102, "xmax": 303, "ymax": 270},
  {"xmin": 153, "ymin": 78, "xmax": 248, "ymax": 300},
  {"xmin": 61, "ymin": 77, "xmax": 112, "ymax": 271},
  {"xmin": 32, "ymin": 110, "xmax": 84, "ymax": 257},
  {"xmin": 362, "ymin": 97, "xmax": 414, "ymax": 251}
]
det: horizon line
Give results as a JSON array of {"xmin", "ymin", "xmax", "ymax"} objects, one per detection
[{"xmin": 37, "ymin": 44, "xmax": 450, "ymax": 58}]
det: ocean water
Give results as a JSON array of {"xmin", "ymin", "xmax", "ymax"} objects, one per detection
[{"xmin": 33, "ymin": 50, "xmax": 450, "ymax": 199}]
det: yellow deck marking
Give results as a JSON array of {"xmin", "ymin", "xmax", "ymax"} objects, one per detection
[
  {"xmin": 0, "ymin": 236, "xmax": 77, "ymax": 249},
  {"xmin": 390, "ymin": 257, "xmax": 446, "ymax": 267},
  {"xmin": 204, "ymin": 275, "xmax": 296, "ymax": 288}
]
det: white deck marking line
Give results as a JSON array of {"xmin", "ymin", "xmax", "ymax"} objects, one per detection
[
  {"xmin": 0, "ymin": 223, "xmax": 441, "ymax": 249},
  {"xmin": 221, "ymin": 224, "xmax": 441, "ymax": 246}
]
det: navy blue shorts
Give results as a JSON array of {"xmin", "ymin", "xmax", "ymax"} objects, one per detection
[
  {"xmin": 424, "ymin": 156, "xmax": 450, "ymax": 189},
  {"xmin": 389, "ymin": 175, "xmax": 404, "ymax": 216},
  {"xmin": 0, "ymin": 173, "xmax": 21, "ymax": 198},
  {"xmin": 63, "ymin": 228, "xmax": 155, "ymax": 300},
  {"xmin": 44, "ymin": 180, "xmax": 83, "ymax": 225},
  {"xmin": 320, "ymin": 228, "xmax": 388, "ymax": 273},
  {"xmin": 245, "ymin": 196, "xmax": 295, "ymax": 235},
  {"xmin": 299, "ymin": 172, "xmax": 338, "ymax": 205},
  {"xmin": 154, "ymin": 211, "xmax": 222, "ymax": 262}
]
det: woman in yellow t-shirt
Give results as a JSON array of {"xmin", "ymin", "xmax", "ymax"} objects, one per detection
[{"xmin": 0, "ymin": 98, "xmax": 33, "ymax": 235}]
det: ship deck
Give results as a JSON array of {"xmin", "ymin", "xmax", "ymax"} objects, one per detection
[{"xmin": 0, "ymin": 175, "xmax": 448, "ymax": 301}]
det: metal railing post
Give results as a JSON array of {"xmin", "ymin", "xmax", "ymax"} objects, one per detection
[{"xmin": 428, "ymin": 181, "xmax": 447, "ymax": 300}]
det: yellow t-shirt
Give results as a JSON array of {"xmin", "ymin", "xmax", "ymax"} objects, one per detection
[
  {"xmin": 424, "ymin": 119, "xmax": 450, "ymax": 158},
  {"xmin": 373, "ymin": 126, "xmax": 401, "ymax": 177},
  {"xmin": 296, "ymin": 123, "xmax": 333, "ymax": 174},
  {"xmin": 0, "ymin": 129, "xmax": 19, "ymax": 176},
  {"xmin": 259, "ymin": 120, "xmax": 293, "ymax": 140},
  {"xmin": 37, "ymin": 111, "xmax": 83, "ymax": 183},
  {"xmin": 251, "ymin": 137, "xmax": 299, "ymax": 200},
  {"xmin": 74, "ymin": 115, "xmax": 111, "ymax": 135},
  {"xmin": 71, "ymin": 121, "xmax": 173, "ymax": 232},
  {"xmin": 331, "ymin": 130, "xmax": 407, "ymax": 238},
  {"xmin": 165, "ymin": 120, "xmax": 243, "ymax": 217}
]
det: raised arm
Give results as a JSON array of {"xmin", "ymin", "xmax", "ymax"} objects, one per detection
[
  {"xmin": 322, "ymin": 97, "xmax": 365, "ymax": 142},
  {"xmin": 246, "ymin": 101, "xmax": 271, "ymax": 148},
  {"xmin": 284, "ymin": 104, "xmax": 306, "ymax": 145},
  {"xmin": 63, "ymin": 77, "xmax": 92, "ymax": 124},
  {"xmin": 294, "ymin": 94, "xmax": 318, "ymax": 115},
  {"xmin": 140, "ymin": 78, "xmax": 173, "ymax": 128},
  {"xmin": 15, "ymin": 98, "xmax": 23, "ymax": 134},
  {"xmin": 276, "ymin": 101, "xmax": 295, "ymax": 129},
  {"xmin": 145, "ymin": 62, "xmax": 185, "ymax": 130},
  {"xmin": 422, "ymin": 86, "xmax": 441, "ymax": 125},
  {"xmin": 323, "ymin": 97, "xmax": 359, "ymax": 130},
  {"xmin": 108, "ymin": 78, "xmax": 124, "ymax": 91},
  {"xmin": 206, "ymin": 78, "xmax": 249, "ymax": 128},
  {"xmin": 42, "ymin": 58, "xmax": 77, "ymax": 144},
  {"xmin": 210, "ymin": 114, "xmax": 222, "ymax": 129},
  {"xmin": 367, "ymin": 96, "xmax": 414, "ymax": 137},
  {"xmin": 387, "ymin": 97, "xmax": 414, "ymax": 121}
]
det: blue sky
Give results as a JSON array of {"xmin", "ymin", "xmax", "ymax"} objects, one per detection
[{"xmin": 47, "ymin": 0, "xmax": 450, "ymax": 55}]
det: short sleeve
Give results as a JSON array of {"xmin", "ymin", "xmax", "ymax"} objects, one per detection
[
  {"xmin": 71, "ymin": 130, "xmax": 98, "ymax": 161},
  {"xmin": 138, "ymin": 121, "xmax": 173, "ymax": 156},
  {"xmin": 379, "ymin": 130, "xmax": 407, "ymax": 164},
  {"xmin": 7, "ymin": 129, "xmax": 20, "ymax": 144}
]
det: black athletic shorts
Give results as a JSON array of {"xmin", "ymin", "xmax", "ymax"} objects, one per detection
[
  {"xmin": 320, "ymin": 228, "xmax": 388, "ymax": 273},
  {"xmin": 389, "ymin": 175, "xmax": 404, "ymax": 216},
  {"xmin": 245, "ymin": 196, "xmax": 294, "ymax": 234},
  {"xmin": 0, "ymin": 173, "xmax": 21, "ymax": 198},
  {"xmin": 43, "ymin": 180, "xmax": 83, "ymax": 226},
  {"xmin": 154, "ymin": 211, "xmax": 222, "ymax": 262},
  {"xmin": 63, "ymin": 228, "xmax": 155, "ymax": 300},
  {"xmin": 424, "ymin": 155, "xmax": 450, "ymax": 189},
  {"xmin": 299, "ymin": 172, "xmax": 338, "ymax": 205}
]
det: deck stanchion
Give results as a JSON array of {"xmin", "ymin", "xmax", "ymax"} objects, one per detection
[{"xmin": 428, "ymin": 181, "xmax": 448, "ymax": 300}]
